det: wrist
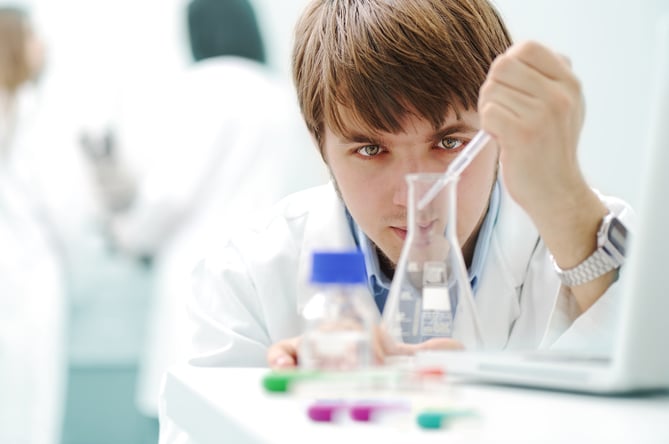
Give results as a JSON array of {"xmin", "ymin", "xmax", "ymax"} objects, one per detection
[
  {"xmin": 532, "ymin": 187, "xmax": 609, "ymax": 270},
  {"xmin": 551, "ymin": 211, "xmax": 628, "ymax": 287}
]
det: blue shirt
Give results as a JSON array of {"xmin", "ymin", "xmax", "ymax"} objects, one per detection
[{"xmin": 346, "ymin": 180, "xmax": 501, "ymax": 314}]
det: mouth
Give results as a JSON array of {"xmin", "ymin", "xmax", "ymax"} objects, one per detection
[
  {"xmin": 391, "ymin": 226, "xmax": 408, "ymax": 240},
  {"xmin": 390, "ymin": 220, "xmax": 437, "ymax": 241}
]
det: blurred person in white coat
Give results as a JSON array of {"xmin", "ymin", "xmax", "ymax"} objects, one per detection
[
  {"xmin": 0, "ymin": 4, "xmax": 43, "ymax": 160},
  {"xmin": 0, "ymin": 5, "xmax": 66, "ymax": 444},
  {"xmin": 89, "ymin": 0, "xmax": 327, "ymax": 420}
]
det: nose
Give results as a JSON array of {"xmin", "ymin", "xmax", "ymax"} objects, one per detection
[
  {"xmin": 391, "ymin": 156, "xmax": 434, "ymax": 207},
  {"xmin": 393, "ymin": 179, "xmax": 408, "ymax": 207}
]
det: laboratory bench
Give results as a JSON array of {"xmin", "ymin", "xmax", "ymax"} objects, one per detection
[{"xmin": 162, "ymin": 364, "xmax": 669, "ymax": 444}]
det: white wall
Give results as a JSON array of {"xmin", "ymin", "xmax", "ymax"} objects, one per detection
[
  {"xmin": 492, "ymin": 0, "xmax": 669, "ymax": 207},
  {"xmin": 19, "ymin": 0, "xmax": 669, "ymax": 208},
  {"xmin": 249, "ymin": 0, "xmax": 309, "ymax": 79},
  {"xmin": 30, "ymin": 0, "xmax": 190, "ymax": 128}
]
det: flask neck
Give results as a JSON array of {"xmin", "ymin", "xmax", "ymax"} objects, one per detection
[{"xmin": 405, "ymin": 174, "xmax": 456, "ymax": 237}]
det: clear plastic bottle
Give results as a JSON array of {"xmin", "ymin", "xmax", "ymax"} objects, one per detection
[{"xmin": 299, "ymin": 251, "xmax": 377, "ymax": 371}]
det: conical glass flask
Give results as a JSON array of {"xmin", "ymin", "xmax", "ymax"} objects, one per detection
[{"xmin": 382, "ymin": 173, "xmax": 484, "ymax": 350}]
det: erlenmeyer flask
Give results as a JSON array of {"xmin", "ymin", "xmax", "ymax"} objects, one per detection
[{"xmin": 382, "ymin": 173, "xmax": 484, "ymax": 350}]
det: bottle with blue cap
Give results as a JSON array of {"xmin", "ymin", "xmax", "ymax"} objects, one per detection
[{"xmin": 299, "ymin": 250, "xmax": 378, "ymax": 371}]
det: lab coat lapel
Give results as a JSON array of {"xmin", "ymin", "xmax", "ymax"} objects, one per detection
[
  {"xmin": 455, "ymin": 181, "xmax": 541, "ymax": 350},
  {"xmin": 295, "ymin": 182, "xmax": 358, "ymax": 313}
]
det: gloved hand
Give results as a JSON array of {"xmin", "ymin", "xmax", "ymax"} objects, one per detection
[{"xmin": 80, "ymin": 129, "xmax": 137, "ymax": 213}]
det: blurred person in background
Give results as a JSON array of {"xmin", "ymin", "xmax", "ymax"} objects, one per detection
[
  {"xmin": 0, "ymin": 4, "xmax": 44, "ymax": 159},
  {"xmin": 0, "ymin": 5, "xmax": 66, "ymax": 444},
  {"xmin": 84, "ymin": 0, "xmax": 327, "ymax": 423}
]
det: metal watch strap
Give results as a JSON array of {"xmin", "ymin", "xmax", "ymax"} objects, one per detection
[
  {"xmin": 552, "ymin": 212, "xmax": 627, "ymax": 287},
  {"xmin": 552, "ymin": 249, "xmax": 620, "ymax": 287}
]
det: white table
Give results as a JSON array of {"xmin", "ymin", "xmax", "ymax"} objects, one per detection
[{"xmin": 162, "ymin": 364, "xmax": 669, "ymax": 444}]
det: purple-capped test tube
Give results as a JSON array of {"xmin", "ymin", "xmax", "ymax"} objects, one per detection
[
  {"xmin": 349, "ymin": 400, "xmax": 410, "ymax": 422},
  {"xmin": 306, "ymin": 400, "xmax": 348, "ymax": 422}
]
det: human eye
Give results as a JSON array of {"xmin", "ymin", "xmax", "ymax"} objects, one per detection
[
  {"xmin": 356, "ymin": 144, "xmax": 383, "ymax": 157},
  {"xmin": 437, "ymin": 136, "xmax": 464, "ymax": 151}
]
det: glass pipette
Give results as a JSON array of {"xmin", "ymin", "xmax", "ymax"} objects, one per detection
[
  {"xmin": 414, "ymin": 129, "xmax": 492, "ymax": 349},
  {"xmin": 417, "ymin": 130, "xmax": 491, "ymax": 210}
]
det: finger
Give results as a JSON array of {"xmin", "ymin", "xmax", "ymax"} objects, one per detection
[
  {"xmin": 372, "ymin": 326, "xmax": 387, "ymax": 365},
  {"xmin": 391, "ymin": 337, "xmax": 464, "ymax": 356},
  {"xmin": 378, "ymin": 324, "xmax": 423, "ymax": 356},
  {"xmin": 415, "ymin": 338, "xmax": 465, "ymax": 351},
  {"xmin": 374, "ymin": 327, "xmax": 415, "ymax": 356},
  {"xmin": 558, "ymin": 53, "xmax": 572, "ymax": 68},
  {"xmin": 479, "ymin": 79, "xmax": 542, "ymax": 121},
  {"xmin": 266, "ymin": 337, "xmax": 300, "ymax": 369},
  {"xmin": 486, "ymin": 54, "xmax": 554, "ymax": 101},
  {"xmin": 392, "ymin": 342, "xmax": 418, "ymax": 356},
  {"xmin": 508, "ymin": 40, "xmax": 572, "ymax": 82},
  {"xmin": 479, "ymin": 98, "xmax": 523, "ymax": 141}
]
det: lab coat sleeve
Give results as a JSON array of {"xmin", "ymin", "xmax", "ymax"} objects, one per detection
[
  {"xmin": 187, "ymin": 243, "xmax": 272, "ymax": 367},
  {"xmin": 540, "ymin": 194, "xmax": 635, "ymax": 352},
  {"xmin": 156, "ymin": 240, "xmax": 270, "ymax": 444},
  {"xmin": 542, "ymin": 282, "xmax": 621, "ymax": 353},
  {"xmin": 158, "ymin": 407, "xmax": 191, "ymax": 444}
]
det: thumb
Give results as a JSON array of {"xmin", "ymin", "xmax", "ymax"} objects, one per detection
[
  {"xmin": 392, "ymin": 337, "xmax": 465, "ymax": 356},
  {"xmin": 415, "ymin": 337, "xmax": 465, "ymax": 351}
]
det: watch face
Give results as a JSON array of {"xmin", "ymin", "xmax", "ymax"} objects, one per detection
[{"xmin": 608, "ymin": 217, "xmax": 628, "ymax": 256}]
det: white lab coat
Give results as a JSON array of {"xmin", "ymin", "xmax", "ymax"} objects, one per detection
[
  {"xmin": 112, "ymin": 57, "xmax": 328, "ymax": 416},
  {"xmin": 185, "ymin": 180, "xmax": 633, "ymax": 367},
  {"xmin": 158, "ymin": 180, "xmax": 632, "ymax": 443},
  {"xmin": 1, "ymin": 81, "xmax": 66, "ymax": 444},
  {"xmin": 0, "ymin": 169, "xmax": 66, "ymax": 444}
]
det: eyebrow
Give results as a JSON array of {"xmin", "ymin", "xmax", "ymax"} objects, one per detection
[
  {"xmin": 431, "ymin": 122, "xmax": 478, "ymax": 143},
  {"xmin": 336, "ymin": 121, "xmax": 477, "ymax": 145},
  {"xmin": 337, "ymin": 132, "xmax": 383, "ymax": 145}
]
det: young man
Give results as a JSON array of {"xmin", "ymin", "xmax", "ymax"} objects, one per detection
[{"xmin": 186, "ymin": 0, "xmax": 632, "ymax": 369}]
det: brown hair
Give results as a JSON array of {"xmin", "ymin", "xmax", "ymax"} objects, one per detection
[
  {"xmin": 0, "ymin": 7, "xmax": 31, "ymax": 93},
  {"xmin": 292, "ymin": 0, "xmax": 512, "ymax": 153}
]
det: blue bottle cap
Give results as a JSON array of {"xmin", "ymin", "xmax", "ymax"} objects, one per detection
[{"xmin": 310, "ymin": 251, "xmax": 366, "ymax": 284}]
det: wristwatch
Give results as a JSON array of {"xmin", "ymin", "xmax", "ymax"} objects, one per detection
[{"xmin": 552, "ymin": 212, "xmax": 628, "ymax": 287}]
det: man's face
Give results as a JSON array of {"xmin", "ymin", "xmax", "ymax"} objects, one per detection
[{"xmin": 322, "ymin": 109, "xmax": 498, "ymax": 267}]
